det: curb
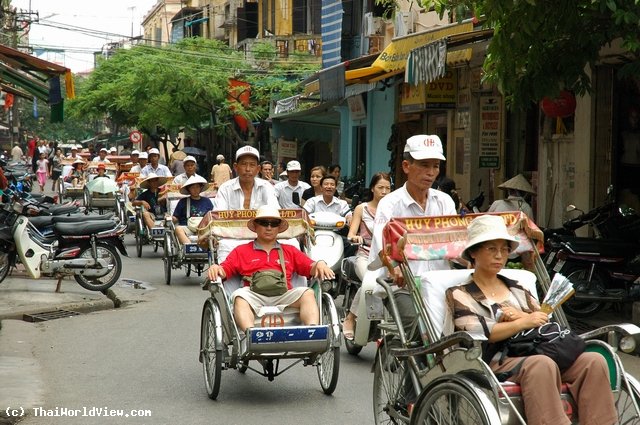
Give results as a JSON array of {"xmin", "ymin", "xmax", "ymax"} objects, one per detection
[{"xmin": 0, "ymin": 297, "xmax": 115, "ymax": 322}]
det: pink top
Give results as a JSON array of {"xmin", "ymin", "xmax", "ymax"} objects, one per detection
[{"xmin": 36, "ymin": 158, "xmax": 49, "ymax": 173}]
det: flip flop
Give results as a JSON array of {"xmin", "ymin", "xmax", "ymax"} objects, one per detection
[{"xmin": 343, "ymin": 329, "xmax": 355, "ymax": 341}]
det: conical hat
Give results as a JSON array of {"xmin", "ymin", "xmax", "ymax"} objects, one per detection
[{"xmin": 498, "ymin": 174, "xmax": 534, "ymax": 194}]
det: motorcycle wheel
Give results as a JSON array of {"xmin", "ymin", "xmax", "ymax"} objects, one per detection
[
  {"xmin": 561, "ymin": 264, "xmax": 606, "ymax": 318},
  {"xmin": 74, "ymin": 243, "xmax": 122, "ymax": 291},
  {"xmin": 0, "ymin": 252, "xmax": 10, "ymax": 284}
]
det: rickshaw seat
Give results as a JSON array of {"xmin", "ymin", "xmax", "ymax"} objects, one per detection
[
  {"xmin": 419, "ymin": 268, "xmax": 538, "ymax": 339},
  {"xmin": 501, "ymin": 382, "xmax": 570, "ymax": 397}
]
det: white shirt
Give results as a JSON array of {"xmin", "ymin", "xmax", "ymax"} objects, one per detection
[
  {"xmin": 369, "ymin": 184, "xmax": 456, "ymax": 273},
  {"xmin": 274, "ymin": 180, "xmax": 311, "ymax": 208},
  {"xmin": 11, "ymin": 145, "xmax": 23, "ymax": 161},
  {"xmin": 92, "ymin": 156, "xmax": 111, "ymax": 163},
  {"xmin": 303, "ymin": 195, "xmax": 351, "ymax": 217},
  {"xmin": 140, "ymin": 163, "xmax": 172, "ymax": 177},
  {"xmin": 129, "ymin": 164, "xmax": 141, "ymax": 173},
  {"xmin": 172, "ymin": 172, "xmax": 203, "ymax": 186},
  {"xmin": 214, "ymin": 176, "xmax": 279, "ymax": 210},
  {"xmin": 488, "ymin": 196, "xmax": 534, "ymax": 219}
]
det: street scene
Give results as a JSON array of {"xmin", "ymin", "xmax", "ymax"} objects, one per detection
[{"xmin": 2, "ymin": 0, "xmax": 640, "ymax": 424}]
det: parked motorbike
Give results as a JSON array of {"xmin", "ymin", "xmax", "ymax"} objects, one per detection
[
  {"xmin": 465, "ymin": 180, "xmax": 485, "ymax": 213},
  {"xmin": 0, "ymin": 196, "xmax": 127, "ymax": 291}
]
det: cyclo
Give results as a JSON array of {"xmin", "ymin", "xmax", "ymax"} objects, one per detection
[
  {"xmin": 83, "ymin": 162, "xmax": 126, "ymax": 221},
  {"xmin": 370, "ymin": 211, "xmax": 640, "ymax": 425},
  {"xmin": 161, "ymin": 183, "xmax": 216, "ymax": 285},
  {"xmin": 58, "ymin": 158, "xmax": 87, "ymax": 204},
  {"xmin": 133, "ymin": 176, "xmax": 169, "ymax": 258},
  {"xmin": 198, "ymin": 208, "xmax": 341, "ymax": 400}
]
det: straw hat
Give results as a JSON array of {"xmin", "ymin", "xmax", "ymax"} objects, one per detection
[
  {"xmin": 139, "ymin": 173, "xmax": 169, "ymax": 189},
  {"xmin": 498, "ymin": 174, "xmax": 534, "ymax": 194},
  {"xmin": 179, "ymin": 175, "xmax": 209, "ymax": 195},
  {"xmin": 247, "ymin": 206, "xmax": 289, "ymax": 233},
  {"xmin": 461, "ymin": 215, "xmax": 519, "ymax": 261},
  {"xmin": 172, "ymin": 150, "xmax": 187, "ymax": 161}
]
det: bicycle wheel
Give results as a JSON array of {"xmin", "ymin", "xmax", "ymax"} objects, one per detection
[
  {"xmin": 163, "ymin": 233, "xmax": 172, "ymax": 286},
  {"xmin": 615, "ymin": 373, "xmax": 640, "ymax": 425},
  {"xmin": 201, "ymin": 301, "xmax": 222, "ymax": 400},
  {"xmin": 135, "ymin": 216, "xmax": 144, "ymax": 258},
  {"xmin": 411, "ymin": 381, "xmax": 491, "ymax": 425},
  {"xmin": 317, "ymin": 295, "xmax": 340, "ymax": 395},
  {"xmin": 373, "ymin": 336, "xmax": 411, "ymax": 424}
]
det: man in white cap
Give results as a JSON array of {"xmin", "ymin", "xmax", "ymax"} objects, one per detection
[
  {"xmin": 92, "ymin": 147, "xmax": 111, "ymax": 164},
  {"xmin": 210, "ymin": 153, "xmax": 232, "ymax": 188},
  {"xmin": 214, "ymin": 145, "xmax": 279, "ymax": 210},
  {"xmin": 66, "ymin": 145, "xmax": 81, "ymax": 160},
  {"xmin": 140, "ymin": 147, "xmax": 171, "ymax": 177},
  {"xmin": 129, "ymin": 151, "xmax": 146, "ymax": 174},
  {"xmin": 109, "ymin": 146, "xmax": 117, "ymax": 155},
  {"xmin": 365, "ymin": 135, "xmax": 456, "ymax": 338},
  {"xmin": 172, "ymin": 155, "xmax": 202, "ymax": 186},
  {"xmin": 207, "ymin": 205, "xmax": 335, "ymax": 331},
  {"xmin": 172, "ymin": 175, "xmax": 214, "ymax": 245},
  {"xmin": 274, "ymin": 160, "xmax": 310, "ymax": 208}
]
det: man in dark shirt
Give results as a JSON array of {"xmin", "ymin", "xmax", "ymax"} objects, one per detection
[{"xmin": 132, "ymin": 173, "xmax": 169, "ymax": 230}]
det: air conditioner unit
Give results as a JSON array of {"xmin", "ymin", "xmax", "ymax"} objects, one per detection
[
  {"xmin": 365, "ymin": 13, "xmax": 384, "ymax": 36},
  {"xmin": 396, "ymin": 11, "xmax": 415, "ymax": 35}
]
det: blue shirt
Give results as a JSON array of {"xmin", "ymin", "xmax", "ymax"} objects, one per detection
[{"xmin": 172, "ymin": 196, "xmax": 214, "ymax": 225}]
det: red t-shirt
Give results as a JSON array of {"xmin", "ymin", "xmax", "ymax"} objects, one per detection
[
  {"xmin": 27, "ymin": 139, "xmax": 36, "ymax": 157},
  {"xmin": 221, "ymin": 241, "xmax": 314, "ymax": 289}
]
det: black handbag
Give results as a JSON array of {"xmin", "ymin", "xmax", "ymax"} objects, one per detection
[{"xmin": 499, "ymin": 322, "xmax": 585, "ymax": 371}]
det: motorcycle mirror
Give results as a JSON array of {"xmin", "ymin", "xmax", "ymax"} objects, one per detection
[
  {"xmin": 351, "ymin": 194, "xmax": 360, "ymax": 209},
  {"xmin": 566, "ymin": 205, "xmax": 577, "ymax": 212},
  {"xmin": 292, "ymin": 192, "xmax": 300, "ymax": 206}
]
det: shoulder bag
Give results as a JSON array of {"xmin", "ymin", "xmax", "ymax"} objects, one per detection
[{"xmin": 244, "ymin": 248, "xmax": 288, "ymax": 297}]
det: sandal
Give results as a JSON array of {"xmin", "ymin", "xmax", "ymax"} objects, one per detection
[{"xmin": 343, "ymin": 315, "xmax": 356, "ymax": 340}]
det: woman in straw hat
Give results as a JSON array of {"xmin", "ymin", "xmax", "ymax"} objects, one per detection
[
  {"xmin": 488, "ymin": 174, "xmax": 535, "ymax": 219},
  {"xmin": 207, "ymin": 205, "xmax": 335, "ymax": 332},
  {"xmin": 172, "ymin": 175, "xmax": 214, "ymax": 245},
  {"xmin": 445, "ymin": 215, "xmax": 616, "ymax": 425},
  {"xmin": 64, "ymin": 158, "xmax": 86, "ymax": 187},
  {"xmin": 132, "ymin": 173, "xmax": 169, "ymax": 230}
]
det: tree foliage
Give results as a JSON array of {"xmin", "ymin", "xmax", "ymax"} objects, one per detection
[
  {"xmin": 414, "ymin": 0, "xmax": 640, "ymax": 107},
  {"xmin": 68, "ymin": 38, "xmax": 318, "ymax": 137}
]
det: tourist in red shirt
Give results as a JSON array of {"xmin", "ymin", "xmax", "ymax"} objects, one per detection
[{"xmin": 207, "ymin": 206, "xmax": 334, "ymax": 331}]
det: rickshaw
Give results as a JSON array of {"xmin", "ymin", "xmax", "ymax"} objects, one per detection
[
  {"xmin": 132, "ymin": 179, "xmax": 173, "ymax": 258},
  {"xmin": 198, "ymin": 209, "xmax": 341, "ymax": 400},
  {"xmin": 370, "ymin": 211, "xmax": 640, "ymax": 425},
  {"xmin": 83, "ymin": 163, "xmax": 125, "ymax": 218},
  {"xmin": 161, "ymin": 184, "xmax": 216, "ymax": 285},
  {"xmin": 57, "ymin": 158, "xmax": 86, "ymax": 204}
]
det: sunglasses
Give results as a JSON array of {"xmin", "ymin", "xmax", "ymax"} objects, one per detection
[{"xmin": 254, "ymin": 219, "xmax": 282, "ymax": 228}]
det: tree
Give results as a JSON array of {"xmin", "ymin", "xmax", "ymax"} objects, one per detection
[{"xmin": 411, "ymin": 0, "xmax": 640, "ymax": 107}]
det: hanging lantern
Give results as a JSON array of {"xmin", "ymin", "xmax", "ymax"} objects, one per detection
[{"xmin": 540, "ymin": 90, "xmax": 576, "ymax": 118}]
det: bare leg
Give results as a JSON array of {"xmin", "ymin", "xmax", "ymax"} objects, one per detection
[
  {"xmin": 233, "ymin": 297, "xmax": 255, "ymax": 332},
  {"xmin": 175, "ymin": 226, "xmax": 190, "ymax": 244},
  {"xmin": 142, "ymin": 211, "xmax": 155, "ymax": 229},
  {"xmin": 289, "ymin": 290, "xmax": 319, "ymax": 325}
]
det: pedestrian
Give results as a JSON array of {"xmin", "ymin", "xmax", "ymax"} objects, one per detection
[
  {"xmin": 11, "ymin": 143, "xmax": 23, "ymax": 162},
  {"xmin": 35, "ymin": 151, "xmax": 49, "ymax": 193},
  {"xmin": 487, "ymin": 174, "xmax": 535, "ymax": 219},
  {"xmin": 274, "ymin": 160, "xmax": 310, "ymax": 208},
  {"xmin": 210, "ymin": 154, "xmax": 232, "ymax": 188},
  {"xmin": 27, "ymin": 136, "xmax": 37, "ymax": 171},
  {"xmin": 51, "ymin": 148, "xmax": 64, "ymax": 191}
]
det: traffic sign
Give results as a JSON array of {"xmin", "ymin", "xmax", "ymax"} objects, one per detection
[{"xmin": 129, "ymin": 130, "xmax": 142, "ymax": 144}]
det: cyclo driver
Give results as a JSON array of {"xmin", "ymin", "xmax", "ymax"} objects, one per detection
[{"xmin": 207, "ymin": 206, "xmax": 334, "ymax": 331}]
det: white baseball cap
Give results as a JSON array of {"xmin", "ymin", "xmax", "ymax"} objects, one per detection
[
  {"xmin": 404, "ymin": 135, "xmax": 446, "ymax": 161},
  {"xmin": 183, "ymin": 155, "xmax": 196, "ymax": 164},
  {"xmin": 148, "ymin": 148, "xmax": 160, "ymax": 155},
  {"xmin": 216, "ymin": 154, "xmax": 224, "ymax": 161},
  {"xmin": 109, "ymin": 147, "xmax": 117, "ymax": 153},
  {"xmin": 235, "ymin": 145, "xmax": 259, "ymax": 161},
  {"xmin": 131, "ymin": 150, "xmax": 140, "ymax": 156},
  {"xmin": 138, "ymin": 152, "xmax": 148, "ymax": 159},
  {"xmin": 100, "ymin": 147, "xmax": 108, "ymax": 153},
  {"xmin": 286, "ymin": 160, "xmax": 301, "ymax": 171},
  {"xmin": 71, "ymin": 145, "xmax": 78, "ymax": 151}
]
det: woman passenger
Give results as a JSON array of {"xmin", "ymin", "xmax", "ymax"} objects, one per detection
[
  {"xmin": 446, "ymin": 214, "xmax": 617, "ymax": 425},
  {"xmin": 342, "ymin": 172, "xmax": 392, "ymax": 339},
  {"xmin": 301, "ymin": 165, "xmax": 326, "ymax": 206}
]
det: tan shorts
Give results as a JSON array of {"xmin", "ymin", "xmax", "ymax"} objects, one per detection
[{"xmin": 231, "ymin": 286, "xmax": 310, "ymax": 316}]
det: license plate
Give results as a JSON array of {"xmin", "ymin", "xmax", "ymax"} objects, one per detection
[
  {"xmin": 151, "ymin": 227, "xmax": 165, "ymax": 237},
  {"xmin": 251, "ymin": 326, "xmax": 328, "ymax": 344},
  {"xmin": 185, "ymin": 244, "xmax": 206, "ymax": 254},
  {"xmin": 545, "ymin": 251, "xmax": 556, "ymax": 265},
  {"xmin": 129, "ymin": 216, "xmax": 135, "ymax": 223},
  {"xmin": 552, "ymin": 259, "xmax": 566, "ymax": 273}
]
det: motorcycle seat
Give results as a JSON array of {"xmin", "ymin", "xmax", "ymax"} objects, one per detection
[
  {"xmin": 342, "ymin": 256, "xmax": 361, "ymax": 282},
  {"xmin": 28, "ymin": 215, "xmax": 55, "ymax": 228},
  {"xmin": 46, "ymin": 204, "xmax": 79, "ymax": 215},
  {"xmin": 52, "ymin": 212, "xmax": 114, "ymax": 223},
  {"xmin": 54, "ymin": 220, "xmax": 117, "ymax": 236},
  {"xmin": 557, "ymin": 235, "xmax": 637, "ymax": 258}
]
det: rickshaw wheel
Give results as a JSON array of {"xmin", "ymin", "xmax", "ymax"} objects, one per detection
[
  {"xmin": 186, "ymin": 264, "xmax": 191, "ymax": 277},
  {"xmin": 373, "ymin": 336, "xmax": 410, "ymax": 424},
  {"xmin": 154, "ymin": 241, "xmax": 159, "ymax": 253},
  {"xmin": 201, "ymin": 301, "xmax": 222, "ymax": 400},
  {"xmin": 163, "ymin": 233, "xmax": 172, "ymax": 285},
  {"xmin": 615, "ymin": 373, "xmax": 640, "ymax": 424},
  {"xmin": 135, "ymin": 217, "xmax": 144, "ymax": 258},
  {"xmin": 411, "ymin": 381, "xmax": 490, "ymax": 425},
  {"xmin": 0, "ymin": 252, "xmax": 11, "ymax": 284},
  {"xmin": 317, "ymin": 298, "xmax": 340, "ymax": 395}
]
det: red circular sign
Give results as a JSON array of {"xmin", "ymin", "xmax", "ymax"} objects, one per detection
[{"xmin": 129, "ymin": 130, "xmax": 142, "ymax": 144}]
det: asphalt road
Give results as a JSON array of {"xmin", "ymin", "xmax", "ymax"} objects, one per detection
[{"xmin": 9, "ymin": 234, "xmax": 378, "ymax": 425}]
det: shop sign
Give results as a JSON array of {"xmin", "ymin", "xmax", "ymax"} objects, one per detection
[
  {"xmin": 426, "ymin": 71, "xmax": 456, "ymax": 109},
  {"xmin": 399, "ymin": 83, "xmax": 426, "ymax": 113},
  {"xmin": 278, "ymin": 139, "xmax": 297, "ymax": 158},
  {"xmin": 347, "ymin": 95, "xmax": 367, "ymax": 120},
  {"xmin": 479, "ymin": 96, "xmax": 501, "ymax": 168}
]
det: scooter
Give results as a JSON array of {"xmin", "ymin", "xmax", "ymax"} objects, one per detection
[
  {"xmin": 304, "ymin": 211, "xmax": 347, "ymax": 298},
  {"xmin": 0, "ymin": 199, "xmax": 127, "ymax": 291}
]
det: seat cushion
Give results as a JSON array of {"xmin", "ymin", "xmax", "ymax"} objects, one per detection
[{"xmin": 420, "ymin": 269, "xmax": 538, "ymax": 337}]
